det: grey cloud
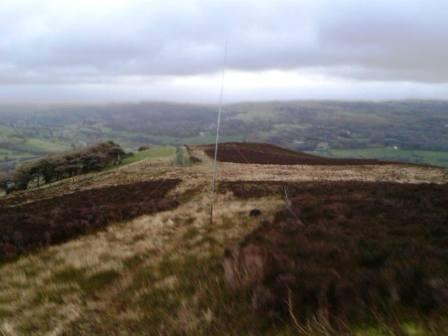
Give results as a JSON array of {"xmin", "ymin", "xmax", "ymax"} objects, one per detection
[{"xmin": 0, "ymin": 0, "xmax": 447, "ymax": 86}]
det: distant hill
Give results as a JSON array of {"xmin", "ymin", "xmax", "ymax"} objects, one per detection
[{"xmin": 1, "ymin": 100, "xmax": 448, "ymax": 171}]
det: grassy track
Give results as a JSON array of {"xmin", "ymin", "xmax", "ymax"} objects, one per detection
[{"xmin": 120, "ymin": 146, "xmax": 176, "ymax": 166}]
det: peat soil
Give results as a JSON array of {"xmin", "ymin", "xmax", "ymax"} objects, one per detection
[
  {"xmin": 0, "ymin": 179, "xmax": 180, "ymax": 260},
  {"xmin": 202, "ymin": 142, "xmax": 393, "ymax": 165},
  {"xmin": 223, "ymin": 181, "xmax": 448, "ymax": 328}
]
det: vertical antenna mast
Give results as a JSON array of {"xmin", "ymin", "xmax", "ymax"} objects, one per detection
[{"xmin": 210, "ymin": 40, "xmax": 228, "ymax": 224}]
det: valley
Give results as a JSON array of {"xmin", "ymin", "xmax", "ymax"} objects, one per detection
[{"xmin": 1, "ymin": 100, "xmax": 448, "ymax": 173}]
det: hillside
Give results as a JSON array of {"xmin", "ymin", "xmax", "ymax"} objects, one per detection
[
  {"xmin": 200, "ymin": 142, "xmax": 392, "ymax": 165},
  {"xmin": 1, "ymin": 143, "xmax": 448, "ymax": 335},
  {"xmin": 1, "ymin": 100, "xmax": 448, "ymax": 172}
]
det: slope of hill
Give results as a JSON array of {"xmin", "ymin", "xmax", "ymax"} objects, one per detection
[
  {"xmin": 201, "ymin": 142, "xmax": 392, "ymax": 165},
  {"xmin": 0, "ymin": 143, "xmax": 447, "ymax": 335},
  {"xmin": 223, "ymin": 180, "xmax": 448, "ymax": 330},
  {"xmin": 1, "ymin": 100, "xmax": 448, "ymax": 172}
]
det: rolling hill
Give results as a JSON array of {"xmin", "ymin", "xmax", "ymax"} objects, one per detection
[{"xmin": 1, "ymin": 100, "xmax": 448, "ymax": 173}]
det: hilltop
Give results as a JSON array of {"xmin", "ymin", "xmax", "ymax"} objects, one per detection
[{"xmin": 0, "ymin": 143, "xmax": 447, "ymax": 335}]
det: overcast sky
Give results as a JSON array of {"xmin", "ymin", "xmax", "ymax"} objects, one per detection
[{"xmin": 1, "ymin": 0, "xmax": 448, "ymax": 103}]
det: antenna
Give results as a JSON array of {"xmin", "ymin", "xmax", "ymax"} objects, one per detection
[{"xmin": 210, "ymin": 40, "xmax": 228, "ymax": 225}]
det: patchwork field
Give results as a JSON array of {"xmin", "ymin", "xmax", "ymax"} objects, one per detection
[{"xmin": 2, "ymin": 100, "xmax": 448, "ymax": 172}]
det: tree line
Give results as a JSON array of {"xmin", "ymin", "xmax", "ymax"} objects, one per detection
[{"xmin": 0, "ymin": 141, "xmax": 125, "ymax": 193}]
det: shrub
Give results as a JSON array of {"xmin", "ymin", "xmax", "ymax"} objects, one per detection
[{"xmin": 8, "ymin": 141, "xmax": 125, "ymax": 191}]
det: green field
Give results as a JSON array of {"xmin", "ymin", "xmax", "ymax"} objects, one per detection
[
  {"xmin": 0, "ymin": 137, "xmax": 71, "ymax": 173},
  {"xmin": 2, "ymin": 100, "xmax": 448, "ymax": 172},
  {"xmin": 0, "ymin": 148, "xmax": 32, "ymax": 158},
  {"xmin": 16, "ymin": 138, "xmax": 70, "ymax": 153},
  {"xmin": 120, "ymin": 146, "xmax": 176, "ymax": 166},
  {"xmin": 147, "ymin": 134, "xmax": 244, "ymax": 146},
  {"xmin": 0, "ymin": 124, "xmax": 16, "ymax": 136},
  {"xmin": 316, "ymin": 147, "xmax": 448, "ymax": 167}
]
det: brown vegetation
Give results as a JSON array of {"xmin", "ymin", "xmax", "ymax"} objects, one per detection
[
  {"xmin": 0, "ymin": 179, "xmax": 180, "ymax": 260},
  {"xmin": 223, "ymin": 181, "xmax": 448, "ymax": 327},
  {"xmin": 202, "ymin": 142, "xmax": 393, "ymax": 165},
  {"xmin": 1, "ymin": 139, "xmax": 447, "ymax": 334}
]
